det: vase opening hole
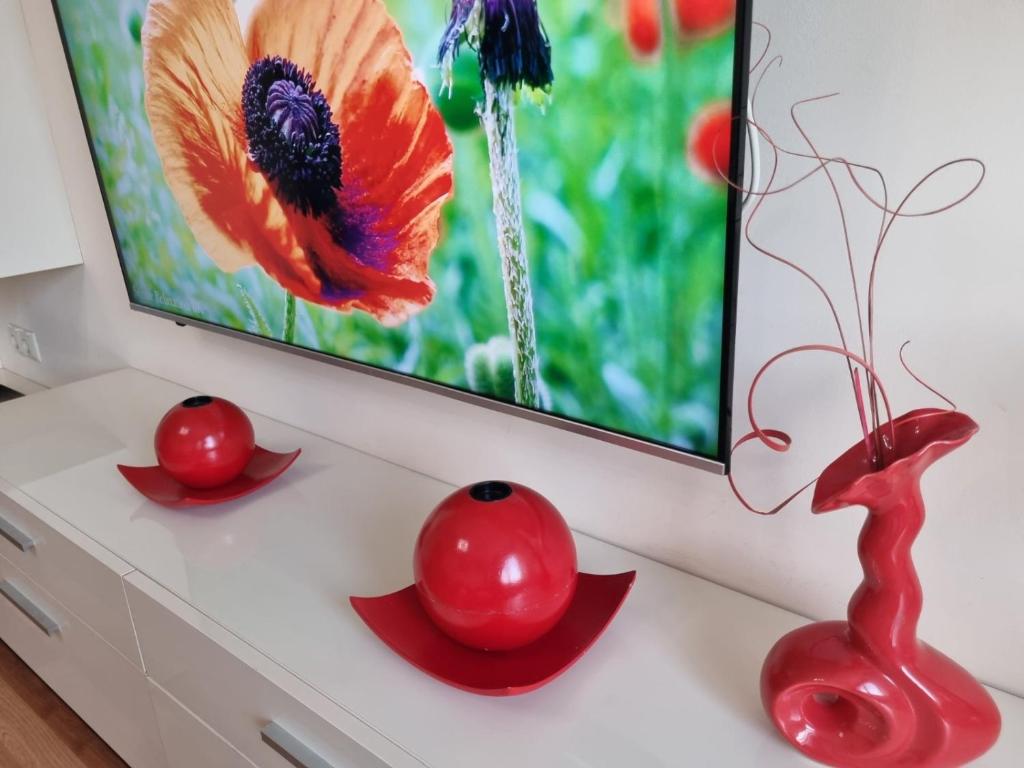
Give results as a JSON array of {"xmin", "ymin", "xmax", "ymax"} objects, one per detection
[
  {"xmin": 182, "ymin": 396, "xmax": 214, "ymax": 408},
  {"xmin": 786, "ymin": 687, "xmax": 889, "ymax": 757},
  {"xmin": 803, "ymin": 690, "xmax": 861, "ymax": 733},
  {"xmin": 470, "ymin": 482, "xmax": 513, "ymax": 503}
]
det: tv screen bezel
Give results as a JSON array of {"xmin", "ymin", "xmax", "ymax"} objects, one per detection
[{"xmin": 50, "ymin": 0, "xmax": 752, "ymax": 475}]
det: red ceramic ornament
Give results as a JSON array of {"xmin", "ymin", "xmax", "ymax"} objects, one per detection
[
  {"xmin": 154, "ymin": 396, "xmax": 255, "ymax": 489},
  {"xmin": 687, "ymin": 101, "xmax": 732, "ymax": 184},
  {"xmin": 414, "ymin": 482, "xmax": 578, "ymax": 651},
  {"xmin": 761, "ymin": 409, "xmax": 1001, "ymax": 768}
]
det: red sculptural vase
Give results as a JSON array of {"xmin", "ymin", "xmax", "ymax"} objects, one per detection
[{"xmin": 761, "ymin": 409, "xmax": 1001, "ymax": 767}]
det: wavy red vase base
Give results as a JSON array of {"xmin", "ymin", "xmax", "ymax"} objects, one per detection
[{"xmin": 763, "ymin": 622, "xmax": 1000, "ymax": 767}]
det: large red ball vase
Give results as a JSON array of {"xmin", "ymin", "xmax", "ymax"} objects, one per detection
[
  {"xmin": 761, "ymin": 409, "xmax": 1001, "ymax": 767},
  {"xmin": 154, "ymin": 396, "xmax": 256, "ymax": 489},
  {"xmin": 414, "ymin": 481, "xmax": 578, "ymax": 651}
]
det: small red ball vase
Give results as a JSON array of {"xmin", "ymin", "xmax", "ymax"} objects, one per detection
[
  {"xmin": 154, "ymin": 396, "xmax": 256, "ymax": 489},
  {"xmin": 414, "ymin": 481, "xmax": 578, "ymax": 651},
  {"xmin": 761, "ymin": 409, "xmax": 1001, "ymax": 767}
]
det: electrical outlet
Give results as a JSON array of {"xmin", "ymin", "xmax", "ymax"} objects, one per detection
[
  {"xmin": 21, "ymin": 329, "xmax": 41, "ymax": 363},
  {"xmin": 6, "ymin": 324, "xmax": 42, "ymax": 363}
]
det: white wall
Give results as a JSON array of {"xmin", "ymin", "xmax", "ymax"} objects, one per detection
[
  {"xmin": 3, "ymin": 0, "xmax": 1022, "ymax": 695},
  {"xmin": 0, "ymin": 0, "xmax": 80, "ymax": 277}
]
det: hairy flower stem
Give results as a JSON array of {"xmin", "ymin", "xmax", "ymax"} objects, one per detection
[
  {"xmin": 481, "ymin": 80, "xmax": 541, "ymax": 408},
  {"xmin": 238, "ymin": 283, "xmax": 271, "ymax": 337},
  {"xmin": 283, "ymin": 292, "xmax": 296, "ymax": 344}
]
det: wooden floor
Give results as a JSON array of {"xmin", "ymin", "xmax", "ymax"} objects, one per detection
[{"xmin": 0, "ymin": 641, "xmax": 128, "ymax": 768}]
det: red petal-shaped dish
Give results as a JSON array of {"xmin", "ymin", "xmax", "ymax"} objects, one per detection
[
  {"xmin": 350, "ymin": 571, "xmax": 636, "ymax": 696},
  {"xmin": 117, "ymin": 446, "xmax": 301, "ymax": 509}
]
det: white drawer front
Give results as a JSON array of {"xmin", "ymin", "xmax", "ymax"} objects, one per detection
[
  {"xmin": 0, "ymin": 487, "xmax": 142, "ymax": 668},
  {"xmin": 125, "ymin": 574, "xmax": 411, "ymax": 768},
  {"xmin": 149, "ymin": 681, "xmax": 256, "ymax": 768},
  {"xmin": 0, "ymin": 554, "xmax": 167, "ymax": 768}
]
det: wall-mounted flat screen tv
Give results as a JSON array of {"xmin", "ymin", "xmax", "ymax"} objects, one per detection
[{"xmin": 53, "ymin": 0, "xmax": 750, "ymax": 472}]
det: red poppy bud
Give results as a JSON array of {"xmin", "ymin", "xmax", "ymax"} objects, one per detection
[
  {"xmin": 672, "ymin": 0, "xmax": 736, "ymax": 39},
  {"xmin": 687, "ymin": 101, "xmax": 733, "ymax": 183},
  {"xmin": 625, "ymin": 0, "xmax": 663, "ymax": 60}
]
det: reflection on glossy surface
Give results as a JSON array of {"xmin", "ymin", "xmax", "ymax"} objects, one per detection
[
  {"xmin": 762, "ymin": 410, "xmax": 1001, "ymax": 767},
  {"xmin": 414, "ymin": 482, "xmax": 578, "ymax": 651},
  {"xmin": 128, "ymin": 494, "xmax": 264, "ymax": 570}
]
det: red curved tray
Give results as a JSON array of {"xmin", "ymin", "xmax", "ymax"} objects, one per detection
[
  {"xmin": 350, "ymin": 570, "xmax": 636, "ymax": 696},
  {"xmin": 117, "ymin": 446, "xmax": 300, "ymax": 509}
]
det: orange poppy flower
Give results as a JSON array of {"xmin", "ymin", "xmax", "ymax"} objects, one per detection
[{"xmin": 142, "ymin": 0, "xmax": 454, "ymax": 326}]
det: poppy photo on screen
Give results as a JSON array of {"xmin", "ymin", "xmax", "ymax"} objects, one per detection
[{"xmin": 54, "ymin": 0, "xmax": 741, "ymax": 461}]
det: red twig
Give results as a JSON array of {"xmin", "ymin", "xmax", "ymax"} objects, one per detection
[
  {"xmin": 725, "ymin": 32, "xmax": 984, "ymax": 516},
  {"xmin": 899, "ymin": 341, "xmax": 958, "ymax": 410},
  {"xmin": 746, "ymin": 344, "xmax": 896, "ymax": 457}
]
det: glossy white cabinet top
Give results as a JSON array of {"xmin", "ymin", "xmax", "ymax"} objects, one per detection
[{"xmin": 0, "ymin": 369, "xmax": 1020, "ymax": 767}]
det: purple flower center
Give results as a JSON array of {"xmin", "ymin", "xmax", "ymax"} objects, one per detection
[
  {"xmin": 266, "ymin": 80, "xmax": 320, "ymax": 143},
  {"xmin": 242, "ymin": 57, "xmax": 341, "ymax": 216}
]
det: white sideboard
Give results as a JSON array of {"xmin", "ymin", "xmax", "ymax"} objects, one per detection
[{"xmin": 0, "ymin": 368, "xmax": 1020, "ymax": 767}]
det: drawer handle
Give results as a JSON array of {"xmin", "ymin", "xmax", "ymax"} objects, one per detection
[
  {"xmin": 261, "ymin": 722, "xmax": 336, "ymax": 768},
  {"xmin": 0, "ymin": 512, "xmax": 35, "ymax": 552},
  {"xmin": 0, "ymin": 580, "xmax": 60, "ymax": 636}
]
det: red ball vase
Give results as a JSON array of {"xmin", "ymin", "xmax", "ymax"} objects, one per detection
[
  {"xmin": 154, "ymin": 396, "xmax": 256, "ymax": 489},
  {"xmin": 761, "ymin": 409, "xmax": 1001, "ymax": 767},
  {"xmin": 414, "ymin": 481, "xmax": 578, "ymax": 651}
]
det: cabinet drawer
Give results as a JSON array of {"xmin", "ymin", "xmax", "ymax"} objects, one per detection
[
  {"xmin": 125, "ymin": 573, "xmax": 412, "ymax": 768},
  {"xmin": 149, "ymin": 681, "xmax": 256, "ymax": 768},
  {"xmin": 0, "ymin": 554, "xmax": 167, "ymax": 768},
  {"xmin": 0, "ymin": 485, "xmax": 142, "ymax": 668}
]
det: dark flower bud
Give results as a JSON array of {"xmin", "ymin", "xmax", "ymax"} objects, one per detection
[{"xmin": 439, "ymin": 0, "xmax": 553, "ymax": 93}]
